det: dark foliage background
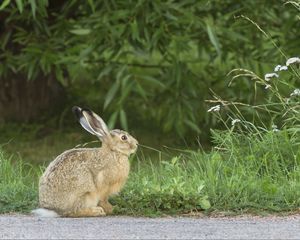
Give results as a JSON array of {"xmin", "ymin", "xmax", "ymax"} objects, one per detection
[{"xmin": 0, "ymin": 0, "xmax": 299, "ymax": 144}]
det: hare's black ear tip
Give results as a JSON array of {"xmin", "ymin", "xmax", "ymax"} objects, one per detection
[
  {"xmin": 72, "ymin": 106, "xmax": 82, "ymax": 117},
  {"xmin": 72, "ymin": 106, "xmax": 80, "ymax": 113}
]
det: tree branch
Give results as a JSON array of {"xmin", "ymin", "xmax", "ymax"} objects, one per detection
[{"xmin": 90, "ymin": 59, "xmax": 169, "ymax": 69}]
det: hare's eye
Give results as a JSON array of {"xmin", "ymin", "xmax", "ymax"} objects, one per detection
[{"xmin": 121, "ymin": 135, "xmax": 127, "ymax": 141}]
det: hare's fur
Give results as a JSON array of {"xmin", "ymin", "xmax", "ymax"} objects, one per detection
[{"xmin": 35, "ymin": 107, "xmax": 138, "ymax": 217}]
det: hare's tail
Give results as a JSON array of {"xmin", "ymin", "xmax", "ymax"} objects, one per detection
[{"xmin": 31, "ymin": 208, "xmax": 59, "ymax": 218}]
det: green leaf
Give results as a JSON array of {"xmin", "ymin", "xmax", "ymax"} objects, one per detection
[
  {"xmin": 69, "ymin": 29, "xmax": 91, "ymax": 35},
  {"xmin": 131, "ymin": 20, "xmax": 140, "ymax": 41},
  {"xmin": 108, "ymin": 111, "xmax": 119, "ymax": 129},
  {"xmin": 120, "ymin": 82, "xmax": 134, "ymax": 102},
  {"xmin": 200, "ymin": 199, "xmax": 211, "ymax": 210},
  {"xmin": 141, "ymin": 75, "xmax": 166, "ymax": 89},
  {"xmin": 28, "ymin": 0, "xmax": 36, "ymax": 19},
  {"xmin": 184, "ymin": 119, "xmax": 201, "ymax": 133},
  {"xmin": 197, "ymin": 184, "xmax": 205, "ymax": 193},
  {"xmin": 27, "ymin": 62, "xmax": 35, "ymax": 80},
  {"xmin": 80, "ymin": 46, "xmax": 94, "ymax": 58},
  {"xmin": 55, "ymin": 66, "xmax": 64, "ymax": 83},
  {"xmin": 97, "ymin": 65, "xmax": 113, "ymax": 80},
  {"xmin": 15, "ymin": 0, "xmax": 23, "ymax": 13},
  {"xmin": 0, "ymin": 0, "xmax": 10, "ymax": 10},
  {"xmin": 120, "ymin": 74, "xmax": 131, "ymax": 89},
  {"xmin": 87, "ymin": 0, "xmax": 95, "ymax": 12},
  {"xmin": 104, "ymin": 81, "xmax": 120, "ymax": 109},
  {"xmin": 206, "ymin": 21, "xmax": 221, "ymax": 56},
  {"xmin": 120, "ymin": 109, "xmax": 128, "ymax": 130},
  {"xmin": 116, "ymin": 65, "xmax": 127, "ymax": 82},
  {"xmin": 1, "ymin": 31, "xmax": 11, "ymax": 50},
  {"xmin": 135, "ymin": 83, "xmax": 147, "ymax": 100}
]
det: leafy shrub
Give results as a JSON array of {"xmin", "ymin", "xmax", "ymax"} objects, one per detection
[{"xmin": 0, "ymin": 0, "xmax": 299, "ymax": 139}]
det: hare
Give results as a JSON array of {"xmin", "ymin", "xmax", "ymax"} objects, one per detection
[{"xmin": 32, "ymin": 106, "xmax": 138, "ymax": 217}]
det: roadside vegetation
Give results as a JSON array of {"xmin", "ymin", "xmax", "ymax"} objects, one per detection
[
  {"xmin": 0, "ymin": 1, "xmax": 299, "ymax": 216},
  {"xmin": 2, "ymin": 54, "xmax": 300, "ymax": 215},
  {"xmin": 0, "ymin": 150, "xmax": 39, "ymax": 213},
  {"xmin": 1, "ymin": 122, "xmax": 299, "ymax": 216}
]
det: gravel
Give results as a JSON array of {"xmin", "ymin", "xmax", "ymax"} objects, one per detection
[{"xmin": 1, "ymin": 214, "xmax": 300, "ymax": 239}]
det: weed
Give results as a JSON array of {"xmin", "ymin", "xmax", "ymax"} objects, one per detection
[
  {"xmin": 196, "ymin": 130, "xmax": 300, "ymax": 212},
  {"xmin": 204, "ymin": 51, "xmax": 300, "ymax": 213},
  {"xmin": 112, "ymin": 155, "xmax": 210, "ymax": 216}
]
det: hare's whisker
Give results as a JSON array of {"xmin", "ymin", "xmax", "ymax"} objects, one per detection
[{"xmin": 138, "ymin": 144, "xmax": 162, "ymax": 153}]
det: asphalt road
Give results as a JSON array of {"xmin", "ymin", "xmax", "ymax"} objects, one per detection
[{"xmin": 1, "ymin": 214, "xmax": 300, "ymax": 239}]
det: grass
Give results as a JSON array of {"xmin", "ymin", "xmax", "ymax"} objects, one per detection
[
  {"xmin": 0, "ymin": 150, "xmax": 40, "ymax": 213},
  {"xmin": 1, "ymin": 126, "xmax": 299, "ymax": 216},
  {"xmin": 113, "ymin": 128, "xmax": 300, "ymax": 216},
  {"xmin": 113, "ymin": 154, "xmax": 210, "ymax": 216},
  {"xmin": 198, "ymin": 129, "xmax": 300, "ymax": 212}
]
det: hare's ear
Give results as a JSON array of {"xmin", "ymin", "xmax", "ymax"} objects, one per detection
[
  {"xmin": 72, "ymin": 106, "xmax": 96, "ymax": 136},
  {"xmin": 72, "ymin": 106, "xmax": 110, "ymax": 140}
]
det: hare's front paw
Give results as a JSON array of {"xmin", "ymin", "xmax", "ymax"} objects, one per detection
[
  {"xmin": 99, "ymin": 201, "xmax": 114, "ymax": 214},
  {"xmin": 90, "ymin": 207, "xmax": 106, "ymax": 217},
  {"xmin": 91, "ymin": 206, "xmax": 106, "ymax": 216}
]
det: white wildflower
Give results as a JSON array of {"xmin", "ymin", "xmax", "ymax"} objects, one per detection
[
  {"xmin": 274, "ymin": 65, "xmax": 281, "ymax": 72},
  {"xmin": 264, "ymin": 73, "xmax": 279, "ymax": 81},
  {"xmin": 286, "ymin": 57, "xmax": 300, "ymax": 66},
  {"xmin": 279, "ymin": 65, "xmax": 288, "ymax": 71},
  {"xmin": 231, "ymin": 119, "xmax": 241, "ymax": 126},
  {"xmin": 272, "ymin": 124, "xmax": 279, "ymax": 132},
  {"xmin": 290, "ymin": 88, "xmax": 300, "ymax": 97},
  {"xmin": 207, "ymin": 105, "xmax": 220, "ymax": 112},
  {"xmin": 265, "ymin": 84, "xmax": 271, "ymax": 89},
  {"xmin": 274, "ymin": 65, "xmax": 288, "ymax": 72}
]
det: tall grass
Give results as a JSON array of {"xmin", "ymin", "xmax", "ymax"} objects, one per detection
[
  {"xmin": 0, "ymin": 150, "xmax": 39, "ymax": 213},
  {"xmin": 0, "ymin": 133, "xmax": 300, "ymax": 216},
  {"xmin": 203, "ymin": 46, "xmax": 300, "ymax": 213},
  {"xmin": 112, "ymin": 155, "xmax": 211, "ymax": 216},
  {"xmin": 194, "ymin": 130, "xmax": 300, "ymax": 212},
  {"xmin": 112, "ymin": 129, "xmax": 300, "ymax": 216}
]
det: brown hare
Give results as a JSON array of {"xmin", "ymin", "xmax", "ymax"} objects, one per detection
[{"xmin": 32, "ymin": 106, "xmax": 138, "ymax": 217}]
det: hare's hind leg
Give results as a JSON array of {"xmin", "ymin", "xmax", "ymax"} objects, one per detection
[
  {"xmin": 67, "ymin": 206, "xmax": 106, "ymax": 217},
  {"xmin": 64, "ymin": 192, "xmax": 106, "ymax": 217}
]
